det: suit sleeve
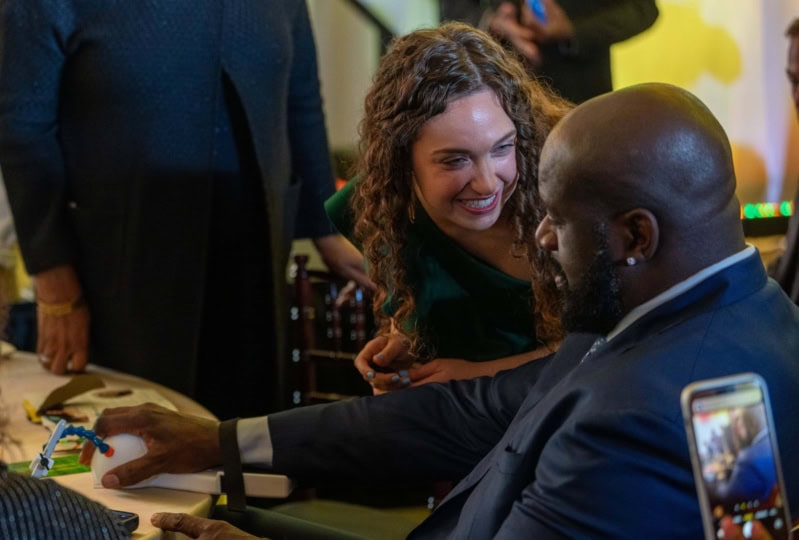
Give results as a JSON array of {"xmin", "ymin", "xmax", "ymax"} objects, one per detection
[
  {"xmin": 0, "ymin": 1, "xmax": 78, "ymax": 273},
  {"xmin": 493, "ymin": 410, "xmax": 702, "ymax": 539},
  {"xmin": 287, "ymin": 0, "xmax": 337, "ymax": 239},
  {"xmin": 569, "ymin": 0, "xmax": 659, "ymax": 57},
  {"xmin": 268, "ymin": 357, "xmax": 549, "ymax": 484}
]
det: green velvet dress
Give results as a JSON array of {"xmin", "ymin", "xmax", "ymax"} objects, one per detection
[{"xmin": 325, "ymin": 180, "xmax": 539, "ymax": 361}]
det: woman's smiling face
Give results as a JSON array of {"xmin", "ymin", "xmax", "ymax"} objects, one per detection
[{"xmin": 410, "ymin": 89, "xmax": 518, "ymax": 242}]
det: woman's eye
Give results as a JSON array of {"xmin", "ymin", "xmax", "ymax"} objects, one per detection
[
  {"xmin": 492, "ymin": 142, "xmax": 515, "ymax": 155},
  {"xmin": 442, "ymin": 157, "xmax": 468, "ymax": 168}
]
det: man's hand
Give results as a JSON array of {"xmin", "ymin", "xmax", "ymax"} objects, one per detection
[
  {"xmin": 33, "ymin": 264, "xmax": 89, "ymax": 374},
  {"xmin": 489, "ymin": 2, "xmax": 542, "ymax": 64},
  {"xmin": 522, "ymin": 0, "xmax": 576, "ymax": 45},
  {"xmin": 490, "ymin": 0, "xmax": 575, "ymax": 64},
  {"xmin": 151, "ymin": 513, "xmax": 259, "ymax": 540},
  {"xmin": 313, "ymin": 234, "xmax": 375, "ymax": 292},
  {"xmin": 78, "ymin": 403, "xmax": 220, "ymax": 488}
]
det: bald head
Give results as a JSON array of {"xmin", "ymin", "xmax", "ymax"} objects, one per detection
[
  {"xmin": 535, "ymin": 84, "xmax": 746, "ymax": 321},
  {"xmin": 540, "ymin": 83, "xmax": 743, "ymax": 267}
]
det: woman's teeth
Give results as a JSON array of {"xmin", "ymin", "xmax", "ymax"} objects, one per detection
[{"xmin": 461, "ymin": 194, "xmax": 496, "ymax": 209}]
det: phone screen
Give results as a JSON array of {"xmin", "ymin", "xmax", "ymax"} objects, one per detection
[{"xmin": 682, "ymin": 374, "xmax": 791, "ymax": 539}]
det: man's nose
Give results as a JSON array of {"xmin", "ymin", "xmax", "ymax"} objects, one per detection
[{"xmin": 535, "ymin": 215, "xmax": 557, "ymax": 251}]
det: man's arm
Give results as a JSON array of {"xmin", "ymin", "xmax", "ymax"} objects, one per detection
[
  {"xmin": 0, "ymin": 2, "xmax": 90, "ymax": 373},
  {"xmin": 79, "ymin": 359, "xmax": 544, "ymax": 488},
  {"xmin": 0, "ymin": 0, "xmax": 79, "ymax": 272},
  {"xmin": 492, "ymin": 410, "xmax": 701, "ymax": 539},
  {"xmin": 564, "ymin": 0, "xmax": 659, "ymax": 55},
  {"xmin": 267, "ymin": 360, "xmax": 547, "ymax": 483},
  {"xmin": 286, "ymin": 0, "xmax": 337, "ymax": 241}
]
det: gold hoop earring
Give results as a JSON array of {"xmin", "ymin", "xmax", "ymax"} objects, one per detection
[{"xmin": 408, "ymin": 190, "xmax": 417, "ymax": 223}]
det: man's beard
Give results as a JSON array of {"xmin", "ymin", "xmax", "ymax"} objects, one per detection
[{"xmin": 558, "ymin": 227, "xmax": 625, "ymax": 334}]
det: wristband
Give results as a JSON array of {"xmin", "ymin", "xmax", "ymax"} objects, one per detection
[
  {"xmin": 219, "ymin": 418, "xmax": 247, "ymax": 512},
  {"xmin": 37, "ymin": 296, "xmax": 85, "ymax": 317}
]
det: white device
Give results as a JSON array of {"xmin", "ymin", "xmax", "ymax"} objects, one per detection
[{"xmin": 91, "ymin": 433, "xmax": 294, "ymax": 498}]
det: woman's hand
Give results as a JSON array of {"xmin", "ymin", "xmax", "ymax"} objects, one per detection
[
  {"xmin": 407, "ymin": 358, "xmax": 489, "ymax": 386},
  {"xmin": 313, "ymin": 234, "xmax": 375, "ymax": 292},
  {"xmin": 354, "ymin": 334, "xmax": 417, "ymax": 393},
  {"xmin": 408, "ymin": 345, "xmax": 556, "ymax": 387}
]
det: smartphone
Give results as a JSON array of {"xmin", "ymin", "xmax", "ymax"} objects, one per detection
[
  {"xmin": 110, "ymin": 509, "xmax": 139, "ymax": 533},
  {"xmin": 681, "ymin": 373, "xmax": 792, "ymax": 539}
]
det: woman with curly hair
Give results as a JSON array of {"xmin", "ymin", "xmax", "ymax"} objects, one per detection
[{"xmin": 326, "ymin": 22, "xmax": 571, "ymax": 393}]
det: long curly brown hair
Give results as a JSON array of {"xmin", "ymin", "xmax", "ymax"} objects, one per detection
[{"xmin": 352, "ymin": 22, "xmax": 570, "ymax": 357}]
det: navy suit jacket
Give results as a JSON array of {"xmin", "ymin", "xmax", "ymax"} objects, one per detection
[{"xmin": 269, "ymin": 252, "xmax": 799, "ymax": 538}]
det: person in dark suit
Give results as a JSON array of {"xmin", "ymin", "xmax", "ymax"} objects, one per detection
[
  {"xmin": 0, "ymin": 0, "xmax": 370, "ymax": 418},
  {"xmin": 81, "ymin": 83, "xmax": 799, "ymax": 539},
  {"xmin": 769, "ymin": 18, "xmax": 799, "ymax": 304},
  {"xmin": 440, "ymin": 0, "xmax": 659, "ymax": 103}
]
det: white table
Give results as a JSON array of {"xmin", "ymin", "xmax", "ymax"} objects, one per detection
[{"xmin": 0, "ymin": 351, "xmax": 216, "ymax": 539}]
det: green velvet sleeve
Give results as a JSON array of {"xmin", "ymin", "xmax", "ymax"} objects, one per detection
[{"xmin": 323, "ymin": 177, "xmax": 359, "ymax": 242}]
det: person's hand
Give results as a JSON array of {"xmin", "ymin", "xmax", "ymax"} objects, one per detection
[
  {"xmin": 33, "ymin": 264, "xmax": 90, "ymax": 374},
  {"xmin": 78, "ymin": 403, "xmax": 220, "ymax": 488},
  {"xmin": 313, "ymin": 234, "xmax": 376, "ymax": 292},
  {"xmin": 522, "ymin": 0, "xmax": 576, "ymax": 45},
  {"xmin": 406, "ymin": 358, "xmax": 489, "ymax": 387},
  {"xmin": 719, "ymin": 516, "xmax": 773, "ymax": 540},
  {"xmin": 354, "ymin": 334, "xmax": 417, "ymax": 393},
  {"xmin": 489, "ymin": 2, "xmax": 542, "ymax": 64},
  {"xmin": 151, "ymin": 513, "xmax": 259, "ymax": 539},
  {"xmin": 333, "ymin": 280, "xmax": 362, "ymax": 309}
]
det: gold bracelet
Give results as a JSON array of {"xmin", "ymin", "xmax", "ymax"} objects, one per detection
[{"xmin": 37, "ymin": 296, "xmax": 85, "ymax": 317}]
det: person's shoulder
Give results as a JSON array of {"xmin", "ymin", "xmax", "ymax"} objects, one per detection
[
  {"xmin": 1, "ymin": 0, "xmax": 104, "ymax": 33},
  {"xmin": 0, "ymin": 468, "xmax": 130, "ymax": 538},
  {"xmin": 324, "ymin": 178, "xmax": 359, "ymax": 238}
]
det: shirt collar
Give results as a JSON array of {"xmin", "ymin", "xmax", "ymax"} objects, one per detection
[{"xmin": 605, "ymin": 246, "xmax": 756, "ymax": 342}]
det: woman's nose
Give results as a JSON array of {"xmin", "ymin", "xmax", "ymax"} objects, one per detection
[{"xmin": 469, "ymin": 163, "xmax": 498, "ymax": 195}]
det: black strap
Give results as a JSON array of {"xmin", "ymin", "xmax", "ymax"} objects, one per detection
[{"xmin": 219, "ymin": 418, "xmax": 247, "ymax": 512}]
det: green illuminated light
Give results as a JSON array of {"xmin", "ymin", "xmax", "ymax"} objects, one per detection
[{"xmin": 741, "ymin": 200, "xmax": 793, "ymax": 220}]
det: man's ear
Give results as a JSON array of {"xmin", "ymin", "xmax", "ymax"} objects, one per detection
[{"xmin": 616, "ymin": 209, "xmax": 659, "ymax": 263}]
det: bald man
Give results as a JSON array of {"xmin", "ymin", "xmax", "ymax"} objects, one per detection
[{"xmin": 83, "ymin": 84, "xmax": 799, "ymax": 539}]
